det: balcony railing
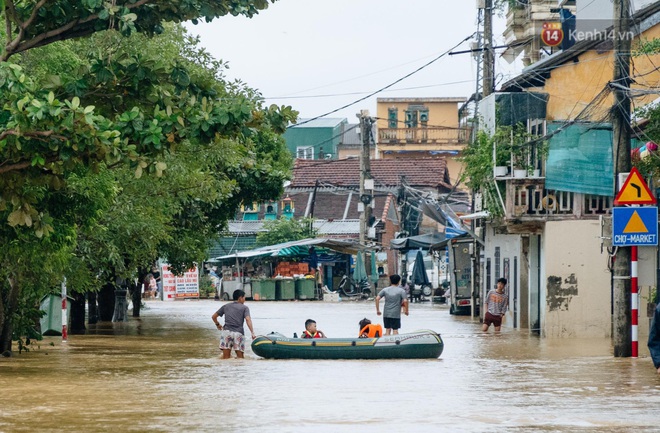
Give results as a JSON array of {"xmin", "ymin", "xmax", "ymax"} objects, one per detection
[
  {"xmin": 378, "ymin": 127, "xmax": 470, "ymax": 144},
  {"xmin": 505, "ymin": 178, "xmax": 613, "ymax": 221}
]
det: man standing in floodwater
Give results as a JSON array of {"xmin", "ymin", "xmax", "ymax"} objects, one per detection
[
  {"xmin": 482, "ymin": 278, "xmax": 508, "ymax": 332},
  {"xmin": 212, "ymin": 289, "xmax": 256, "ymax": 359},
  {"xmin": 376, "ymin": 274, "xmax": 409, "ymax": 335}
]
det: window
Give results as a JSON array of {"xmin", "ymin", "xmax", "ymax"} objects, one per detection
[
  {"xmin": 388, "ymin": 108, "xmax": 398, "ymax": 128},
  {"xmin": 404, "ymin": 110, "xmax": 418, "ymax": 128},
  {"xmin": 296, "ymin": 146, "xmax": 314, "ymax": 160},
  {"xmin": 242, "ymin": 202, "xmax": 259, "ymax": 212},
  {"xmin": 282, "ymin": 198, "xmax": 294, "ymax": 214}
]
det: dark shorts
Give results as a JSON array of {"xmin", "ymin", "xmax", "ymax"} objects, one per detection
[
  {"xmin": 383, "ymin": 317, "xmax": 401, "ymax": 330},
  {"xmin": 484, "ymin": 312, "xmax": 503, "ymax": 327}
]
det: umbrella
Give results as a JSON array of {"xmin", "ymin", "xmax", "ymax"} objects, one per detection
[
  {"xmin": 354, "ymin": 251, "xmax": 367, "ymax": 282},
  {"xmin": 411, "ymin": 250, "xmax": 430, "ymax": 286},
  {"xmin": 369, "ymin": 252, "xmax": 379, "ymax": 283}
]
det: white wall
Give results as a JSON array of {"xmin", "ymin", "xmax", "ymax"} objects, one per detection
[{"xmin": 543, "ymin": 220, "xmax": 611, "ymax": 338}]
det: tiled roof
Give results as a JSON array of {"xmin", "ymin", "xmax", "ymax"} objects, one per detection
[
  {"xmin": 285, "ymin": 190, "xmax": 392, "ymax": 221},
  {"xmin": 291, "ymin": 158, "xmax": 451, "ymax": 190}
]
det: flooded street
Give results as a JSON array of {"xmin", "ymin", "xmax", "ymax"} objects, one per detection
[{"xmin": 2, "ymin": 299, "xmax": 660, "ymax": 433}]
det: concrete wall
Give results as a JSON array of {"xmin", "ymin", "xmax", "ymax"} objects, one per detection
[{"xmin": 543, "ymin": 220, "xmax": 611, "ymax": 338}]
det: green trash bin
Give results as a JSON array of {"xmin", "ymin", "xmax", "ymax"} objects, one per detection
[
  {"xmin": 295, "ymin": 278, "xmax": 316, "ymax": 300},
  {"xmin": 250, "ymin": 279, "xmax": 262, "ymax": 300},
  {"xmin": 276, "ymin": 279, "xmax": 295, "ymax": 300},
  {"xmin": 255, "ymin": 279, "xmax": 276, "ymax": 301}
]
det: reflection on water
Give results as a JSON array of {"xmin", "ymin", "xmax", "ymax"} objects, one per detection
[{"xmin": 2, "ymin": 300, "xmax": 660, "ymax": 433}]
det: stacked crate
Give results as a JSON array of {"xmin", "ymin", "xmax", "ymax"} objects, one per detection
[{"xmin": 274, "ymin": 262, "xmax": 309, "ymax": 277}]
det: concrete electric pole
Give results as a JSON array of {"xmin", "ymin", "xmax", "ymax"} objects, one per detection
[
  {"xmin": 358, "ymin": 110, "xmax": 374, "ymax": 246},
  {"xmin": 612, "ymin": 0, "xmax": 632, "ymax": 357},
  {"xmin": 483, "ymin": 0, "xmax": 494, "ymax": 98}
]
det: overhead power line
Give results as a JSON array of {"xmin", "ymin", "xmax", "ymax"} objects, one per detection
[{"xmin": 289, "ymin": 33, "xmax": 476, "ymax": 129}]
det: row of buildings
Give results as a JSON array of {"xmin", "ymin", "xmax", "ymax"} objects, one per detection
[{"xmin": 214, "ymin": 1, "xmax": 660, "ymax": 350}]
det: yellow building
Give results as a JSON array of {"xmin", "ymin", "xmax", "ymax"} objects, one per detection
[
  {"xmin": 478, "ymin": 2, "xmax": 660, "ymax": 343},
  {"xmin": 375, "ymin": 97, "xmax": 469, "ymax": 188}
]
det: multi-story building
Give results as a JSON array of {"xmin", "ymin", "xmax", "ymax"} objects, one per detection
[
  {"xmin": 375, "ymin": 97, "xmax": 469, "ymax": 189},
  {"xmin": 473, "ymin": 2, "xmax": 660, "ymax": 343}
]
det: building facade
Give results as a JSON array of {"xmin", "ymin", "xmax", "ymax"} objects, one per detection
[
  {"xmin": 375, "ymin": 97, "xmax": 469, "ymax": 189},
  {"xmin": 475, "ymin": 2, "xmax": 660, "ymax": 345}
]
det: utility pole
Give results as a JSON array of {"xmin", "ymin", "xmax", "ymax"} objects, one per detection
[
  {"xmin": 358, "ymin": 110, "xmax": 373, "ymax": 246},
  {"xmin": 483, "ymin": 0, "xmax": 494, "ymax": 97},
  {"xmin": 612, "ymin": 0, "xmax": 632, "ymax": 357}
]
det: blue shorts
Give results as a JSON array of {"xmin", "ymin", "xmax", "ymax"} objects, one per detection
[{"xmin": 383, "ymin": 317, "xmax": 401, "ymax": 330}]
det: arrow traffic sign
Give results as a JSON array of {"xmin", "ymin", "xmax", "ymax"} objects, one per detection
[{"xmin": 614, "ymin": 167, "xmax": 656, "ymax": 205}]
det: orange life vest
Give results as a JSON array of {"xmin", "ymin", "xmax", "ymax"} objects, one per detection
[
  {"xmin": 301, "ymin": 330, "xmax": 324, "ymax": 339},
  {"xmin": 359, "ymin": 324, "xmax": 383, "ymax": 338}
]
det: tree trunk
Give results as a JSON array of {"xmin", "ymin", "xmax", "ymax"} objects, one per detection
[
  {"xmin": 0, "ymin": 277, "xmax": 20, "ymax": 355},
  {"xmin": 98, "ymin": 282, "xmax": 116, "ymax": 322},
  {"xmin": 0, "ymin": 281, "xmax": 6, "ymax": 354},
  {"xmin": 131, "ymin": 280, "xmax": 141, "ymax": 318},
  {"xmin": 69, "ymin": 292, "xmax": 86, "ymax": 334},
  {"xmin": 87, "ymin": 291, "xmax": 99, "ymax": 324}
]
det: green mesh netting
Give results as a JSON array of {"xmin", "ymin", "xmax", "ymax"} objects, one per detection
[{"xmin": 545, "ymin": 123, "xmax": 614, "ymax": 196}]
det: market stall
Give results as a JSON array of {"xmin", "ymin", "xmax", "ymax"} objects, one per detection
[{"xmin": 210, "ymin": 238, "xmax": 374, "ymax": 301}]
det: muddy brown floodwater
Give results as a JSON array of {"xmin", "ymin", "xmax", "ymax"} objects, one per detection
[{"xmin": 1, "ymin": 299, "xmax": 660, "ymax": 433}]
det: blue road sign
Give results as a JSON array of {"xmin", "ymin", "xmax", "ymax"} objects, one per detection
[{"xmin": 612, "ymin": 207, "xmax": 658, "ymax": 246}]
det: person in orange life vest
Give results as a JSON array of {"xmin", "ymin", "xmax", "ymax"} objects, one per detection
[
  {"xmin": 301, "ymin": 319, "xmax": 326, "ymax": 338},
  {"xmin": 358, "ymin": 318, "xmax": 383, "ymax": 338}
]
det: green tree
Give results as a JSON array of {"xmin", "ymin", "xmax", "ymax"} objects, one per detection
[
  {"xmin": 256, "ymin": 218, "xmax": 317, "ymax": 247},
  {"xmin": 1, "ymin": 0, "xmax": 275, "ymax": 61},
  {"xmin": 0, "ymin": 0, "xmax": 295, "ymax": 354}
]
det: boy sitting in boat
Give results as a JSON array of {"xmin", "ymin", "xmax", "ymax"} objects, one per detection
[
  {"xmin": 301, "ymin": 319, "xmax": 326, "ymax": 338},
  {"xmin": 358, "ymin": 318, "xmax": 383, "ymax": 338}
]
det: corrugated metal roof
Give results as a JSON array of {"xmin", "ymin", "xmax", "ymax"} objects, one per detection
[
  {"xmin": 340, "ymin": 123, "xmax": 362, "ymax": 146},
  {"xmin": 226, "ymin": 219, "xmax": 359, "ymax": 235}
]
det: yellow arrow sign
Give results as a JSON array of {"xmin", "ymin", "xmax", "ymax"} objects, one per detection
[{"xmin": 614, "ymin": 167, "xmax": 656, "ymax": 205}]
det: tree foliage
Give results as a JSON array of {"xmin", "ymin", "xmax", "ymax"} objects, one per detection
[
  {"xmin": 2, "ymin": 0, "xmax": 276, "ymax": 60},
  {"xmin": 255, "ymin": 217, "xmax": 317, "ymax": 247},
  {"xmin": 0, "ymin": 0, "xmax": 295, "ymax": 354}
]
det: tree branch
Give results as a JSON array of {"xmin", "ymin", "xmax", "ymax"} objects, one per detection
[
  {"xmin": 0, "ymin": 155, "xmax": 60, "ymax": 174},
  {"xmin": 4, "ymin": 0, "xmax": 153, "ymax": 59},
  {"xmin": 21, "ymin": 0, "xmax": 48, "ymax": 30},
  {"xmin": 0, "ymin": 129, "xmax": 68, "ymax": 142}
]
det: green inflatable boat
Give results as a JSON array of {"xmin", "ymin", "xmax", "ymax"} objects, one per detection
[{"xmin": 251, "ymin": 330, "xmax": 444, "ymax": 360}]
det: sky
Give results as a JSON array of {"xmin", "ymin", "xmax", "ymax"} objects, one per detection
[{"xmin": 185, "ymin": 0, "xmax": 516, "ymax": 123}]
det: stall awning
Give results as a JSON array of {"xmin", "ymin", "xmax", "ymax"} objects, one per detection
[
  {"xmin": 210, "ymin": 237, "xmax": 371, "ymax": 261},
  {"xmin": 390, "ymin": 232, "xmax": 446, "ymax": 250}
]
